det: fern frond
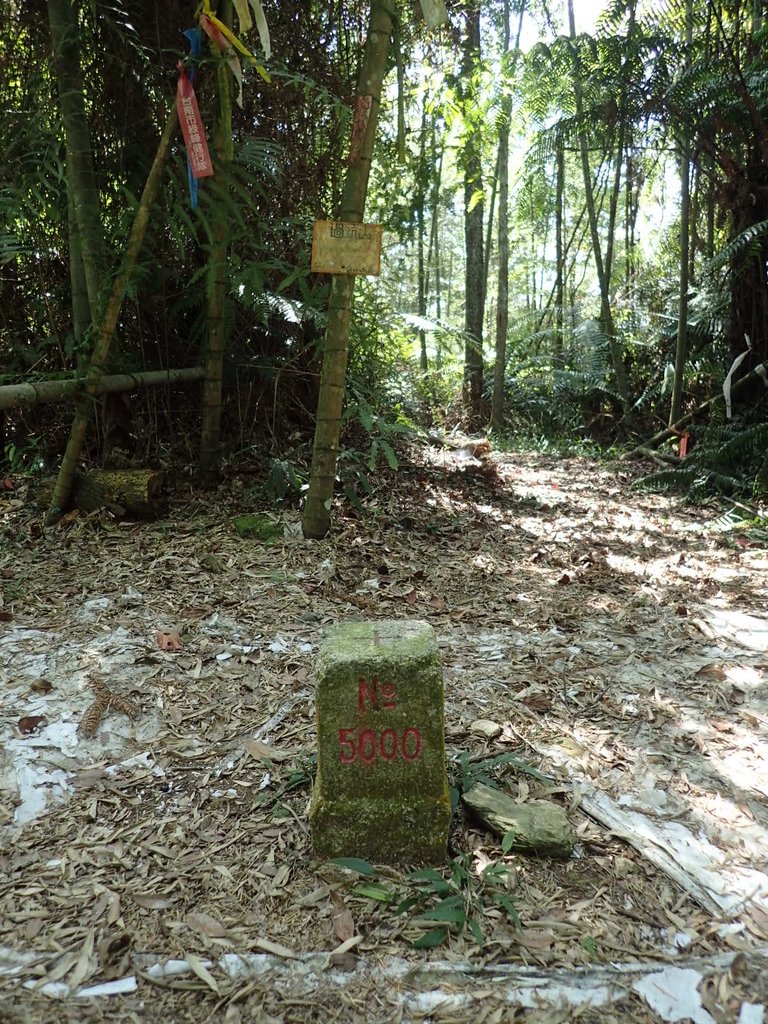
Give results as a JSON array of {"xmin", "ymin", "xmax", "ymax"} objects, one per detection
[
  {"xmin": 634, "ymin": 467, "xmax": 697, "ymax": 491},
  {"xmin": 706, "ymin": 220, "xmax": 768, "ymax": 274},
  {"xmin": 715, "ymin": 422, "xmax": 768, "ymax": 463}
]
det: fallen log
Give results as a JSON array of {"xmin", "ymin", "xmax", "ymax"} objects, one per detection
[
  {"xmin": 0, "ymin": 367, "xmax": 204, "ymax": 411},
  {"xmin": 36, "ymin": 468, "xmax": 166, "ymax": 520}
]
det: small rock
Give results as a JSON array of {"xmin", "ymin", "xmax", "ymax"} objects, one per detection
[
  {"xmin": 470, "ymin": 719, "xmax": 502, "ymax": 739},
  {"xmin": 462, "ymin": 782, "xmax": 573, "ymax": 858}
]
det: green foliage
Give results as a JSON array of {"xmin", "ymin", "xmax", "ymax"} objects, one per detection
[
  {"xmin": 496, "ymin": 340, "xmax": 622, "ymax": 442},
  {"xmin": 633, "ymin": 466, "xmax": 697, "ymax": 493},
  {"xmin": 7, "ymin": 0, "xmax": 768, "ymax": 472},
  {"xmin": 331, "ymin": 851, "xmax": 520, "ymax": 950},
  {"xmin": 0, "ymin": 0, "xmax": 359, "ymax": 460},
  {"xmin": 636, "ymin": 417, "xmax": 768, "ymax": 500},
  {"xmin": 265, "ymin": 458, "xmax": 307, "ymax": 502},
  {"xmin": 450, "ymin": 749, "xmax": 551, "ymax": 799},
  {"xmin": 331, "ymin": 857, "xmax": 377, "ymax": 877},
  {"xmin": 706, "ymin": 220, "xmax": 768, "ymax": 275},
  {"xmin": 337, "ymin": 390, "xmax": 417, "ymax": 508},
  {"xmin": 2, "ymin": 437, "xmax": 47, "ymax": 474}
]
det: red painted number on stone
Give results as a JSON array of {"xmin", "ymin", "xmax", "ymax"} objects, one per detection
[
  {"xmin": 338, "ymin": 728, "xmax": 356, "ymax": 764},
  {"xmin": 337, "ymin": 727, "xmax": 423, "ymax": 764},
  {"xmin": 379, "ymin": 728, "xmax": 397, "ymax": 761},
  {"xmin": 359, "ymin": 729, "xmax": 376, "ymax": 765},
  {"xmin": 401, "ymin": 727, "xmax": 422, "ymax": 761}
]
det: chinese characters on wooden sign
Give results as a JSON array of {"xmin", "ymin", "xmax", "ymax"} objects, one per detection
[{"xmin": 311, "ymin": 220, "xmax": 382, "ymax": 276}]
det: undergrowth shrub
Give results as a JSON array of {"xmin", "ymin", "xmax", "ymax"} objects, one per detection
[{"xmin": 636, "ymin": 411, "xmax": 768, "ymax": 500}]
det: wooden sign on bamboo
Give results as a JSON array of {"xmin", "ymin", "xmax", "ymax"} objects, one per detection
[{"xmin": 311, "ymin": 220, "xmax": 382, "ymax": 276}]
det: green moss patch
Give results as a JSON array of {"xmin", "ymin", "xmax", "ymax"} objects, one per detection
[{"xmin": 232, "ymin": 514, "xmax": 282, "ymax": 542}]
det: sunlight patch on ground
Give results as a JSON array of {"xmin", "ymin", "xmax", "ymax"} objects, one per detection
[
  {"xmin": 510, "ymin": 482, "xmax": 568, "ymax": 505},
  {"xmin": 0, "ymin": 607, "xmax": 313, "ymax": 833},
  {"xmin": 725, "ymin": 664, "xmax": 764, "ymax": 690},
  {"xmin": 705, "ymin": 740, "xmax": 768, "ymax": 801}
]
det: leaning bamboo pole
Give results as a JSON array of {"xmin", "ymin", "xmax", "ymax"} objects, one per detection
[
  {"xmin": 46, "ymin": 107, "xmax": 179, "ymax": 525},
  {"xmin": 624, "ymin": 361, "xmax": 768, "ymax": 458},
  {"xmin": 0, "ymin": 368, "xmax": 205, "ymax": 411}
]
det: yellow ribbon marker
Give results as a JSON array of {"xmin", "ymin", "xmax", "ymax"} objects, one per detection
[
  {"xmin": 201, "ymin": 0, "xmax": 270, "ymax": 81},
  {"xmin": 248, "ymin": 0, "xmax": 271, "ymax": 59},
  {"xmin": 233, "ymin": 0, "xmax": 252, "ymax": 33}
]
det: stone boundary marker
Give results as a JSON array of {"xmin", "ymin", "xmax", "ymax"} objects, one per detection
[{"xmin": 309, "ymin": 619, "xmax": 452, "ymax": 864}]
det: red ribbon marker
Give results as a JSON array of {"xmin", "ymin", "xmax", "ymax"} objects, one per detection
[
  {"xmin": 199, "ymin": 13, "xmax": 230, "ymax": 52},
  {"xmin": 176, "ymin": 63, "xmax": 213, "ymax": 179}
]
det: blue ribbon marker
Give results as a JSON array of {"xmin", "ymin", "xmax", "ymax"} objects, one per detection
[{"xmin": 182, "ymin": 27, "xmax": 203, "ymax": 208}]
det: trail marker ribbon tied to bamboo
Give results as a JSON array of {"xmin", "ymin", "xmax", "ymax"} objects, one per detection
[
  {"xmin": 176, "ymin": 0, "xmax": 271, "ymax": 201},
  {"xmin": 176, "ymin": 63, "xmax": 213, "ymax": 180},
  {"xmin": 199, "ymin": 0, "xmax": 271, "ymax": 106}
]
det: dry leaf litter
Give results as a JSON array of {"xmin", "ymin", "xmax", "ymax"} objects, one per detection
[{"xmin": 1, "ymin": 447, "xmax": 767, "ymax": 1024}]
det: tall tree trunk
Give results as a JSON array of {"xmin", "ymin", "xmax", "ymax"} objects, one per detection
[
  {"xmin": 688, "ymin": 158, "xmax": 700, "ymax": 283},
  {"xmin": 491, "ymin": 0, "xmax": 519, "ymax": 431},
  {"xmin": 669, "ymin": 150, "xmax": 692, "ymax": 424},
  {"xmin": 624, "ymin": 146, "xmax": 639, "ymax": 294},
  {"xmin": 491, "ymin": 136, "xmax": 508, "ymax": 429},
  {"xmin": 669, "ymin": 0, "xmax": 693, "ymax": 426},
  {"xmin": 604, "ymin": 3, "xmax": 636, "ymax": 295},
  {"xmin": 483, "ymin": 148, "xmax": 499, "ymax": 319},
  {"xmin": 446, "ymin": 246, "xmax": 453, "ymax": 323},
  {"xmin": 461, "ymin": 1, "xmax": 484, "ymax": 426},
  {"xmin": 200, "ymin": 0, "xmax": 234, "ymax": 488},
  {"xmin": 301, "ymin": 1, "xmax": 393, "ymax": 540},
  {"xmin": 705, "ymin": 171, "xmax": 715, "ymax": 261},
  {"xmin": 47, "ymin": 0, "xmax": 107, "ymax": 328},
  {"xmin": 566, "ymin": 0, "xmax": 629, "ymax": 406},
  {"xmin": 417, "ymin": 201, "xmax": 428, "ymax": 370},
  {"xmin": 554, "ymin": 137, "xmax": 565, "ymax": 359},
  {"xmin": 66, "ymin": 155, "xmax": 90, "ymax": 367},
  {"xmin": 603, "ymin": 127, "xmax": 625, "ymax": 289},
  {"xmin": 535, "ymin": 202, "xmax": 588, "ymax": 335},
  {"xmin": 425, "ymin": 117, "xmax": 444, "ymax": 322}
]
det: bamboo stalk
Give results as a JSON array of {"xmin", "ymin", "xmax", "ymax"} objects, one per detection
[
  {"xmin": 199, "ymin": 0, "xmax": 234, "ymax": 489},
  {"xmin": 301, "ymin": 0, "xmax": 394, "ymax": 540},
  {"xmin": 48, "ymin": 0, "xmax": 108, "ymax": 326},
  {"xmin": 46, "ymin": 106, "xmax": 179, "ymax": 525},
  {"xmin": 0, "ymin": 368, "xmax": 205, "ymax": 411}
]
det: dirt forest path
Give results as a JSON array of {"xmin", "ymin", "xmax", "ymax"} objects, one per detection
[{"xmin": 1, "ymin": 446, "xmax": 767, "ymax": 1024}]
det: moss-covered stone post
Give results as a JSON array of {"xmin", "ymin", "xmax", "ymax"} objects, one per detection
[{"xmin": 310, "ymin": 619, "xmax": 452, "ymax": 864}]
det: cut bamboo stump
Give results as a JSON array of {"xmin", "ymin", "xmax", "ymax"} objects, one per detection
[{"xmin": 462, "ymin": 783, "xmax": 573, "ymax": 858}]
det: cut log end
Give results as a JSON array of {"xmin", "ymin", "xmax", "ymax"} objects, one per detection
[{"xmin": 37, "ymin": 468, "xmax": 167, "ymax": 520}]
